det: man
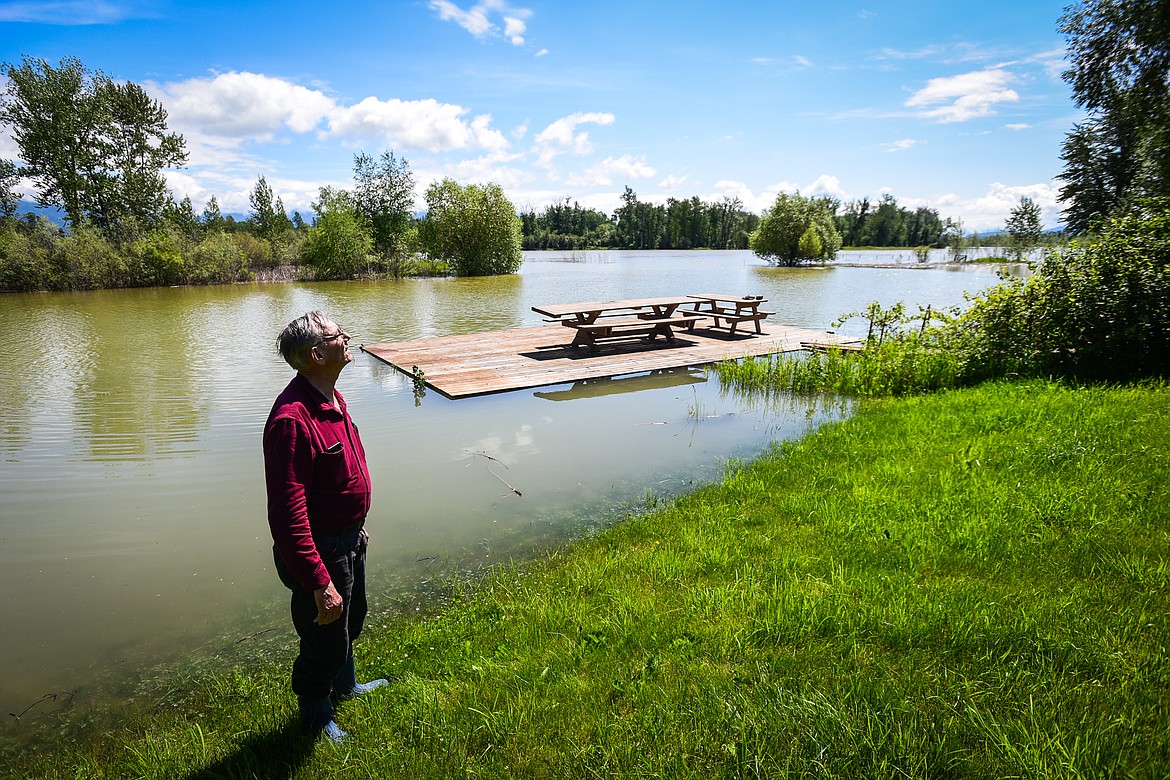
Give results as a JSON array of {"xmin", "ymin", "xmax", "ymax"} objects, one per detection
[{"xmin": 263, "ymin": 311, "xmax": 387, "ymax": 742}]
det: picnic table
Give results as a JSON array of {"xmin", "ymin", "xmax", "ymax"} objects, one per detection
[
  {"xmin": 532, "ymin": 296, "xmax": 706, "ymax": 351},
  {"xmin": 685, "ymin": 293, "xmax": 773, "ymax": 334}
]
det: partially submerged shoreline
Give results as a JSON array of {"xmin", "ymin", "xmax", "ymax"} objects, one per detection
[{"xmin": 4, "ymin": 380, "xmax": 1167, "ymax": 778}]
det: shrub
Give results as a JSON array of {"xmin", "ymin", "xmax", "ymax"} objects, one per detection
[
  {"xmin": 189, "ymin": 231, "xmax": 249, "ymax": 284},
  {"xmin": 952, "ymin": 200, "xmax": 1170, "ymax": 383},
  {"xmin": 131, "ymin": 228, "xmax": 185, "ymax": 287},
  {"xmin": 232, "ymin": 233, "xmax": 274, "ymax": 270},
  {"xmin": 0, "ymin": 222, "xmax": 58, "ymax": 291}
]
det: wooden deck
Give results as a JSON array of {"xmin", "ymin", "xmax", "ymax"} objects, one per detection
[{"xmin": 361, "ymin": 322, "xmax": 860, "ymax": 399}]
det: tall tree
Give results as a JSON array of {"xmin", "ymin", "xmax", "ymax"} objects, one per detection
[
  {"xmin": 0, "ymin": 158, "xmax": 20, "ymax": 220},
  {"xmin": 1005, "ymin": 196, "xmax": 1044, "ymax": 261},
  {"xmin": 249, "ymin": 175, "xmax": 290, "ymax": 244},
  {"xmin": 749, "ymin": 192, "xmax": 841, "ymax": 266},
  {"xmin": 1059, "ymin": 0, "xmax": 1170, "ymax": 232},
  {"xmin": 0, "ymin": 56, "xmax": 186, "ymax": 233},
  {"xmin": 420, "ymin": 178, "xmax": 522, "ymax": 276},
  {"xmin": 352, "ymin": 150, "xmax": 415, "ymax": 257},
  {"xmin": 98, "ymin": 80, "xmax": 187, "ymax": 231}
]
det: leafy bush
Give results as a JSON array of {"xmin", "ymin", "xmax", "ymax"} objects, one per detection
[
  {"xmin": 721, "ymin": 200, "xmax": 1169, "ymax": 397},
  {"xmin": 131, "ymin": 228, "xmax": 185, "ymax": 286},
  {"xmin": 231, "ymin": 232, "xmax": 274, "ymax": 270},
  {"xmin": 421, "ymin": 178, "xmax": 522, "ymax": 276},
  {"xmin": 952, "ymin": 200, "xmax": 1170, "ymax": 383},
  {"xmin": 0, "ymin": 222, "xmax": 57, "ymax": 291},
  {"xmin": 59, "ymin": 224, "xmax": 127, "ymax": 289},
  {"xmin": 302, "ymin": 207, "xmax": 374, "ymax": 280},
  {"xmin": 188, "ymin": 231, "xmax": 249, "ymax": 284}
]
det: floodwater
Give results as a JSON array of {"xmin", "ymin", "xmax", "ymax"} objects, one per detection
[{"xmin": 0, "ymin": 250, "xmax": 1015, "ymax": 727}]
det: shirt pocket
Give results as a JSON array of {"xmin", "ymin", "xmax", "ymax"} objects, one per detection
[{"xmin": 315, "ymin": 443, "xmax": 350, "ymax": 486}]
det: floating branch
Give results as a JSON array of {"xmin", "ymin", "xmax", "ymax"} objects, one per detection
[
  {"xmin": 464, "ymin": 450, "xmax": 522, "ymax": 497},
  {"xmin": 10, "ymin": 690, "xmax": 76, "ymax": 721}
]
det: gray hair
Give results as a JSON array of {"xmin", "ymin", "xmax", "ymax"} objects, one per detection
[{"xmin": 276, "ymin": 310, "xmax": 331, "ymax": 370}]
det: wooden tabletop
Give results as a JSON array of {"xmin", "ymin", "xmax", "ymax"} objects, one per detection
[
  {"xmin": 687, "ymin": 293, "xmax": 767, "ymax": 305},
  {"xmin": 532, "ymin": 296, "xmax": 696, "ymax": 319}
]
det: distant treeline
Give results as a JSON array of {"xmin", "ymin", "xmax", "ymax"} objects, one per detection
[
  {"xmin": 520, "ymin": 188, "xmax": 761, "ymax": 251},
  {"xmin": 521, "ymin": 189, "xmax": 960, "ymax": 251}
]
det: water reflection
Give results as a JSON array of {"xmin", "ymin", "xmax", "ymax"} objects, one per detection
[{"xmin": 0, "ymin": 250, "xmax": 1011, "ymax": 727}]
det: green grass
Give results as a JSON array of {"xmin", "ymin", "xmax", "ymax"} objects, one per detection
[{"xmin": 4, "ymin": 381, "xmax": 1168, "ymax": 778}]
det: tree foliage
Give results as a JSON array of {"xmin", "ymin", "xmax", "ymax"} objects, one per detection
[
  {"xmin": 352, "ymin": 150, "xmax": 415, "ymax": 257},
  {"xmin": 749, "ymin": 192, "xmax": 842, "ymax": 266},
  {"xmin": 303, "ymin": 186, "xmax": 374, "ymax": 280},
  {"xmin": 952, "ymin": 199, "xmax": 1170, "ymax": 383},
  {"xmin": 1004, "ymin": 196, "xmax": 1043, "ymax": 260},
  {"xmin": 835, "ymin": 194, "xmax": 946, "ymax": 247},
  {"xmin": 0, "ymin": 55, "xmax": 187, "ymax": 235},
  {"xmin": 421, "ymin": 178, "xmax": 522, "ymax": 276},
  {"xmin": 1059, "ymin": 0, "xmax": 1170, "ymax": 233}
]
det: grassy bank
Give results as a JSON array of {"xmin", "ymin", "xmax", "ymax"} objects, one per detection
[{"xmin": 6, "ymin": 381, "xmax": 1168, "ymax": 778}]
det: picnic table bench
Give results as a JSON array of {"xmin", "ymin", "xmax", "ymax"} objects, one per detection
[
  {"xmin": 685, "ymin": 293, "xmax": 773, "ymax": 334},
  {"xmin": 532, "ymin": 296, "xmax": 705, "ymax": 351}
]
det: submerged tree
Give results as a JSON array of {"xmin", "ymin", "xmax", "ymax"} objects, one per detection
[
  {"xmin": 1005, "ymin": 196, "xmax": 1043, "ymax": 260},
  {"xmin": 749, "ymin": 192, "xmax": 841, "ymax": 266},
  {"xmin": 420, "ymin": 178, "xmax": 522, "ymax": 276}
]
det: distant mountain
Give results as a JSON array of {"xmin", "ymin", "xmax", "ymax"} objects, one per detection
[{"xmin": 12, "ymin": 200, "xmax": 65, "ymax": 226}]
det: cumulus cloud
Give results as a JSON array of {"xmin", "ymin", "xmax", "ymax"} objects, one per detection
[
  {"xmin": 804, "ymin": 174, "xmax": 847, "ymax": 199},
  {"xmin": 154, "ymin": 71, "xmax": 509, "ymax": 156},
  {"xmin": 906, "ymin": 68, "xmax": 1019, "ymax": 123},
  {"xmin": 157, "ymin": 72, "xmax": 336, "ymax": 143},
  {"xmin": 659, "ymin": 174, "xmax": 689, "ymax": 190},
  {"xmin": 533, "ymin": 112, "xmax": 615, "ymax": 169},
  {"xmin": 932, "ymin": 180, "xmax": 1061, "ymax": 232},
  {"xmin": 566, "ymin": 155, "xmax": 655, "ymax": 187},
  {"xmin": 325, "ymin": 98, "xmax": 508, "ymax": 152},
  {"xmin": 429, "ymin": 0, "xmax": 532, "ymax": 46}
]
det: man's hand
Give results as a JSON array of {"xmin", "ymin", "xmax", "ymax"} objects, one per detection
[{"xmin": 313, "ymin": 581, "xmax": 343, "ymax": 625}]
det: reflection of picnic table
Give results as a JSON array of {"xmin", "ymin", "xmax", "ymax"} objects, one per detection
[
  {"xmin": 686, "ymin": 293, "xmax": 773, "ymax": 334},
  {"xmin": 532, "ymin": 297, "xmax": 706, "ymax": 352},
  {"xmin": 533, "ymin": 367, "xmax": 707, "ymax": 401}
]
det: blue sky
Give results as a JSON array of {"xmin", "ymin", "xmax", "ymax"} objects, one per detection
[{"xmin": 1, "ymin": 0, "xmax": 1077, "ymax": 231}]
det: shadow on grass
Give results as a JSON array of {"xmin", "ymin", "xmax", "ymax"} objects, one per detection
[{"xmin": 183, "ymin": 718, "xmax": 315, "ymax": 780}]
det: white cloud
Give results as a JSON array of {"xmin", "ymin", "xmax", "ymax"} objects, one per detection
[
  {"xmin": 444, "ymin": 150, "xmax": 533, "ymax": 189},
  {"xmin": 884, "ymin": 138, "xmax": 920, "ymax": 152},
  {"xmin": 533, "ymin": 112, "xmax": 615, "ymax": 169},
  {"xmin": 932, "ymin": 181, "xmax": 1061, "ymax": 232},
  {"xmin": 325, "ymin": 98, "xmax": 508, "ymax": 152},
  {"xmin": 535, "ymin": 48, "xmax": 549, "ymax": 57},
  {"xmin": 805, "ymin": 175, "xmax": 847, "ymax": 199},
  {"xmin": 1005, "ymin": 123, "xmax": 1031, "ymax": 131},
  {"xmin": 566, "ymin": 155, "xmax": 655, "ymax": 187},
  {"xmin": 905, "ymin": 68, "xmax": 1019, "ymax": 123},
  {"xmin": 429, "ymin": 0, "xmax": 532, "ymax": 46},
  {"xmin": 659, "ymin": 174, "xmax": 689, "ymax": 190},
  {"xmin": 157, "ymin": 72, "xmax": 336, "ymax": 143},
  {"xmin": 503, "ymin": 16, "xmax": 527, "ymax": 45},
  {"xmin": 792, "ymin": 55, "xmax": 813, "ymax": 69}
]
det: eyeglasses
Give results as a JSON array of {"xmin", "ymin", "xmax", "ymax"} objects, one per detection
[{"xmin": 315, "ymin": 329, "xmax": 348, "ymax": 346}]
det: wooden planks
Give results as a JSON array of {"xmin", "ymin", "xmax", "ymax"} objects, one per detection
[{"xmin": 361, "ymin": 322, "xmax": 860, "ymax": 399}]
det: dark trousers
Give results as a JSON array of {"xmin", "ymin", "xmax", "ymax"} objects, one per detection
[{"xmin": 273, "ymin": 527, "xmax": 368, "ymax": 699}]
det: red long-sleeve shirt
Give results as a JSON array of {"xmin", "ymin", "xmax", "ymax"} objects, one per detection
[{"xmin": 263, "ymin": 374, "xmax": 372, "ymax": 591}]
